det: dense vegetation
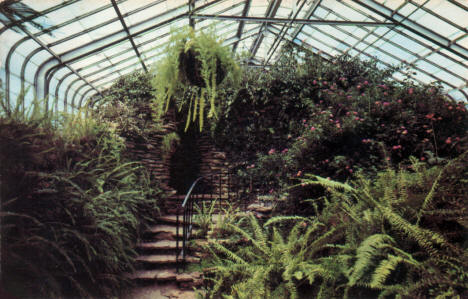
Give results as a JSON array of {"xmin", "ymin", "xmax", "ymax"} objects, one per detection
[
  {"xmin": 201, "ymin": 44, "xmax": 468, "ymax": 298},
  {"xmin": 1, "ymin": 39, "xmax": 466, "ymax": 299},
  {"xmin": 0, "ymin": 82, "xmax": 161, "ymax": 298},
  {"xmin": 214, "ymin": 44, "xmax": 467, "ymax": 196}
]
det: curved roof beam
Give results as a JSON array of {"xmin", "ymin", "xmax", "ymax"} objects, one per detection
[
  {"xmin": 0, "ymin": 0, "xmax": 79, "ymax": 35},
  {"xmin": 37, "ymin": 0, "xmax": 170, "ymax": 100},
  {"xmin": 6, "ymin": 0, "xmax": 128, "ymax": 104},
  {"xmin": 40, "ymin": 0, "xmax": 221, "ymax": 109},
  {"xmin": 38, "ymin": 0, "xmax": 223, "ymax": 107},
  {"xmin": 54, "ymin": 19, "xmax": 238, "ymax": 101},
  {"xmin": 2, "ymin": 13, "xmax": 102, "ymax": 113},
  {"xmin": 89, "ymin": 25, "xmax": 262, "ymax": 107}
]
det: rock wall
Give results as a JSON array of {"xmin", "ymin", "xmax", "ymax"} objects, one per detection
[
  {"xmin": 125, "ymin": 105, "xmax": 177, "ymax": 195},
  {"xmin": 198, "ymin": 133, "xmax": 232, "ymax": 199}
]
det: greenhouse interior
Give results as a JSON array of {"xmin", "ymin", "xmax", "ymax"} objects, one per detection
[{"xmin": 0, "ymin": 0, "xmax": 467, "ymax": 298}]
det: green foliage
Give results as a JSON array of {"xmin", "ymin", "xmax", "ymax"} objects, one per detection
[
  {"xmin": 151, "ymin": 26, "xmax": 240, "ymax": 131},
  {"xmin": 294, "ymin": 154, "xmax": 468, "ymax": 298},
  {"xmin": 203, "ymin": 153, "xmax": 467, "ymax": 298},
  {"xmin": 161, "ymin": 132, "xmax": 180, "ymax": 157},
  {"xmin": 194, "ymin": 200, "xmax": 218, "ymax": 237},
  {"xmin": 95, "ymin": 70, "xmax": 162, "ymax": 142},
  {"xmin": 213, "ymin": 43, "xmax": 468, "ymax": 194},
  {"xmin": 204, "ymin": 215, "xmax": 345, "ymax": 299},
  {"xmin": 1, "ymin": 90, "xmax": 161, "ymax": 298}
]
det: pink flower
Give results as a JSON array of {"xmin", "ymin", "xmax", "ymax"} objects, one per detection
[
  {"xmin": 347, "ymin": 95, "xmax": 352, "ymax": 100},
  {"xmin": 364, "ymin": 81, "xmax": 369, "ymax": 85},
  {"xmin": 402, "ymin": 130, "xmax": 408, "ymax": 135},
  {"xmin": 375, "ymin": 101, "xmax": 381, "ymax": 105},
  {"xmin": 397, "ymin": 99, "xmax": 402, "ymax": 103},
  {"xmin": 346, "ymin": 111, "xmax": 351, "ymax": 116},
  {"xmin": 269, "ymin": 189, "xmax": 274, "ymax": 194},
  {"xmin": 296, "ymin": 170, "xmax": 302, "ymax": 177},
  {"xmin": 355, "ymin": 117, "xmax": 360, "ymax": 121},
  {"xmin": 420, "ymin": 157, "xmax": 426, "ymax": 161},
  {"xmin": 324, "ymin": 159, "xmax": 329, "ymax": 163},
  {"xmin": 425, "ymin": 113, "xmax": 435, "ymax": 119},
  {"xmin": 353, "ymin": 111, "xmax": 358, "ymax": 115},
  {"xmin": 336, "ymin": 123, "xmax": 341, "ymax": 128},
  {"xmin": 302, "ymin": 119, "xmax": 307, "ymax": 123},
  {"xmin": 310, "ymin": 126, "xmax": 316, "ymax": 131},
  {"xmin": 383, "ymin": 102, "xmax": 390, "ymax": 107},
  {"xmin": 408, "ymin": 88, "xmax": 414, "ymax": 95},
  {"xmin": 268, "ymin": 149, "xmax": 276, "ymax": 155},
  {"xmin": 281, "ymin": 148, "xmax": 289, "ymax": 154},
  {"xmin": 349, "ymin": 169, "xmax": 353, "ymax": 173},
  {"xmin": 313, "ymin": 80, "xmax": 317, "ymax": 85},
  {"xmin": 445, "ymin": 137, "xmax": 452, "ymax": 144},
  {"xmin": 323, "ymin": 81, "xmax": 328, "ymax": 85}
]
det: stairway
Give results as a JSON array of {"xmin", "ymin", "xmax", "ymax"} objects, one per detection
[{"xmin": 127, "ymin": 194, "xmax": 203, "ymax": 290}]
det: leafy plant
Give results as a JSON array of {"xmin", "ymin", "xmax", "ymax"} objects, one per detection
[
  {"xmin": 1, "ymin": 88, "xmax": 162, "ymax": 298},
  {"xmin": 161, "ymin": 132, "xmax": 180, "ymax": 157},
  {"xmin": 292, "ymin": 153, "xmax": 468, "ymax": 298},
  {"xmin": 204, "ymin": 215, "xmax": 345, "ymax": 299},
  {"xmin": 151, "ymin": 26, "xmax": 240, "ymax": 131},
  {"xmin": 194, "ymin": 199, "xmax": 218, "ymax": 238}
]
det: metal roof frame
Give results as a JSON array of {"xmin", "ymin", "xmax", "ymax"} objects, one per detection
[{"xmin": 1, "ymin": 0, "xmax": 466, "ymax": 111}]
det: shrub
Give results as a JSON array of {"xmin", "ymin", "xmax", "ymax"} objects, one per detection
[{"xmin": 213, "ymin": 43, "xmax": 468, "ymax": 194}]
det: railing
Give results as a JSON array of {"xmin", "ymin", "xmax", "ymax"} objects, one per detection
[{"xmin": 175, "ymin": 169, "xmax": 246, "ymax": 271}]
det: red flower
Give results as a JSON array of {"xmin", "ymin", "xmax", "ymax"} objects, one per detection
[
  {"xmin": 445, "ymin": 137, "xmax": 452, "ymax": 144},
  {"xmin": 408, "ymin": 88, "xmax": 414, "ymax": 94}
]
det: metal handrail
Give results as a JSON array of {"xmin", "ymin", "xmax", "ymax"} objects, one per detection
[{"xmin": 175, "ymin": 169, "xmax": 243, "ymax": 271}]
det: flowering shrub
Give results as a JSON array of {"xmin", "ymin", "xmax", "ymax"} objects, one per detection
[{"xmin": 214, "ymin": 43, "xmax": 468, "ymax": 194}]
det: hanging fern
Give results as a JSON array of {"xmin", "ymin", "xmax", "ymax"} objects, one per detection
[{"xmin": 151, "ymin": 26, "xmax": 240, "ymax": 132}]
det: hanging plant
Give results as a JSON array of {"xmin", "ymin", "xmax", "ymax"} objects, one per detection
[{"xmin": 151, "ymin": 26, "xmax": 240, "ymax": 131}]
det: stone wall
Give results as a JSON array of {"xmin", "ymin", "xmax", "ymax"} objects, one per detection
[
  {"xmin": 125, "ymin": 105, "xmax": 177, "ymax": 195},
  {"xmin": 198, "ymin": 133, "xmax": 232, "ymax": 199}
]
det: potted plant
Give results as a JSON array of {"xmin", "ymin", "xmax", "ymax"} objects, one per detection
[{"xmin": 151, "ymin": 26, "xmax": 240, "ymax": 131}]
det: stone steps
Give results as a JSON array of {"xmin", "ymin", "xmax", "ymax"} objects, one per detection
[
  {"xmin": 136, "ymin": 254, "xmax": 199, "ymax": 265},
  {"xmin": 157, "ymin": 214, "xmax": 226, "ymax": 225},
  {"xmin": 137, "ymin": 240, "xmax": 178, "ymax": 250}
]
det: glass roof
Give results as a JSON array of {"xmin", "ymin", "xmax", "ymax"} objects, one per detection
[{"xmin": 0, "ymin": 0, "xmax": 467, "ymax": 112}]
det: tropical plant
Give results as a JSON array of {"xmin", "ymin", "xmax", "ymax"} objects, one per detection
[{"xmin": 151, "ymin": 26, "xmax": 240, "ymax": 131}]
